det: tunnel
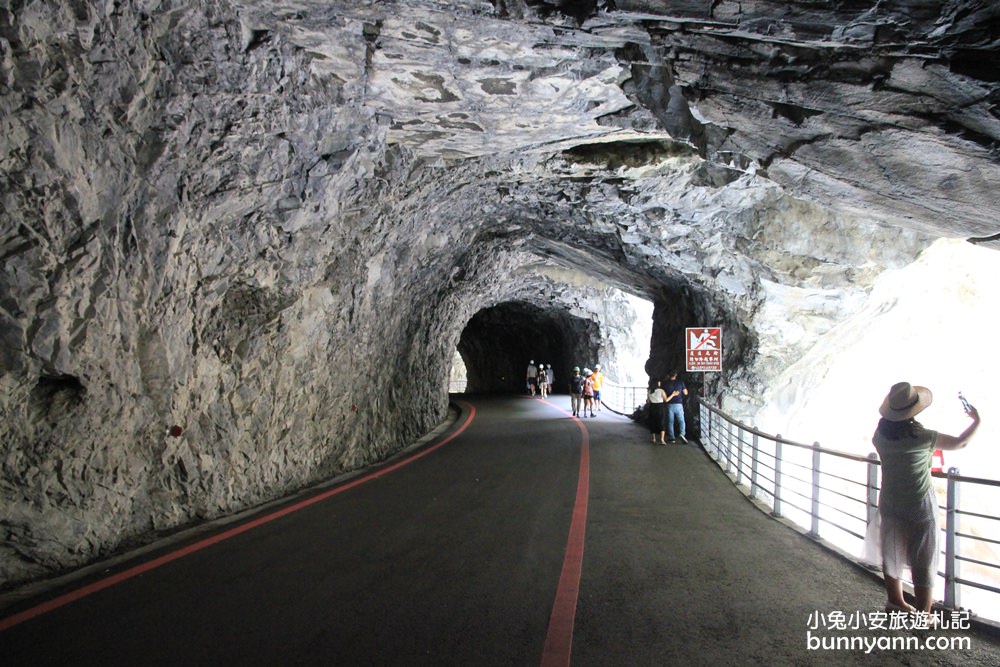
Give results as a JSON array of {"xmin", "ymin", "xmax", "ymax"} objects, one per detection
[
  {"xmin": 458, "ymin": 301, "xmax": 600, "ymax": 395},
  {"xmin": 1, "ymin": 0, "xmax": 998, "ymax": 597}
]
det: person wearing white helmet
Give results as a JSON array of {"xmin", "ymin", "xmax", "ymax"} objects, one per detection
[
  {"xmin": 537, "ymin": 363, "xmax": 549, "ymax": 398},
  {"xmin": 569, "ymin": 367, "xmax": 584, "ymax": 416},
  {"xmin": 581, "ymin": 368, "xmax": 596, "ymax": 418},
  {"xmin": 526, "ymin": 359, "xmax": 538, "ymax": 396}
]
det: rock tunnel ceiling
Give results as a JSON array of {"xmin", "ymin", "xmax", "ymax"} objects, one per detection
[{"xmin": 0, "ymin": 0, "xmax": 998, "ymax": 586}]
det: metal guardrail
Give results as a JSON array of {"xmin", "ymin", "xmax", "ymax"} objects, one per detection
[
  {"xmin": 696, "ymin": 397, "xmax": 1000, "ymax": 620},
  {"xmin": 452, "ymin": 374, "xmax": 1000, "ymax": 618},
  {"xmin": 600, "ymin": 380, "xmax": 647, "ymax": 416}
]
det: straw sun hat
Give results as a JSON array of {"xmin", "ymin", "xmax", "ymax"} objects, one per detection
[{"xmin": 879, "ymin": 382, "xmax": 933, "ymax": 421}]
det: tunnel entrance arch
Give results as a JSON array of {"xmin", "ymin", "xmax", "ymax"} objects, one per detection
[
  {"xmin": 457, "ymin": 301, "xmax": 600, "ymax": 395},
  {"xmin": 452, "ymin": 278, "xmax": 752, "ymax": 401}
]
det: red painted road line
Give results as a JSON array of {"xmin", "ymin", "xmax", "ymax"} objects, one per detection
[
  {"xmin": 0, "ymin": 402, "xmax": 477, "ymax": 633},
  {"xmin": 539, "ymin": 399, "xmax": 591, "ymax": 667}
]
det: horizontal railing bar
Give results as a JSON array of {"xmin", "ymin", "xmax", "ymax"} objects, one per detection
[
  {"xmin": 954, "ymin": 578, "xmax": 1000, "ymax": 596},
  {"xmin": 817, "ymin": 486, "xmax": 867, "ymax": 508},
  {"xmin": 815, "ymin": 500, "xmax": 866, "ymax": 525},
  {"xmin": 776, "ymin": 459, "xmax": 815, "ymax": 474},
  {"xmin": 817, "ymin": 516, "xmax": 866, "ymax": 542},
  {"xmin": 956, "ymin": 532, "xmax": 1000, "ymax": 547},
  {"xmin": 778, "ymin": 468, "xmax": 814, "ymax": 485},
  {"xmin": 956, "ymin": 508, "xmax": 1000, "ymax": 522},
  {"xmin": 754, "ymin": 462, "xmax": 777, "ymax": 477},
  {"xmin": 778, "ymin": 498, "xmax": 812, "ymax": 517},
  {"xmin": 778, "ymin": 483, "xmax": 815, "ymax": 504},
  {"xmin": 956, "ymin": 555, "xmax": 1000, "ymax": 571},
  {"xmin": 816, "ymin": 470, "xmax": 868, "ymax": 489},
  {"xmin": 943, "ymin": 473, "xmax": 1000, "ymax": 488},
  {"xmin": 819, "ymin": 503, "xmax": 868, "ymax": 524},
  {"xmin": 757, "ymin": 470, "xmax": 774, "ymax": 488}
]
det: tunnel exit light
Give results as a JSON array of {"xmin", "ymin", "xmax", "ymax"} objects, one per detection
[{"xmin": 686, "ymin": 327, "xmax": 722, "ymax": 372}]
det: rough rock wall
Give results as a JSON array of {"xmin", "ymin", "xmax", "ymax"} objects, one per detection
[
  {"xmin": 0, "ymin": 0, "xmax": 472, "ymax": 584},
  {"xmin": 1, "ymin": 0, "xmax": 989, "ymax": 589}
]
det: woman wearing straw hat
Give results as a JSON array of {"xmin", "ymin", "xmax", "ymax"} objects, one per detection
[{"xmin": 872, "ymin": 382, "xmax": 981, "ymax": 615}]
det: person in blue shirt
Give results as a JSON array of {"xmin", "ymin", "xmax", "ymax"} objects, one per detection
[{"xmin": 663, "ymin": 370, "xmax": 688, "ymax": 443}]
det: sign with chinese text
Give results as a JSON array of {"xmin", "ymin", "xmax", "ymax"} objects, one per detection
[{"xmin": 686, "ymin": 327, "xmax": 722, "ymax": 372}]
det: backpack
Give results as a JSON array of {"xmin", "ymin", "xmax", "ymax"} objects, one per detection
[{"xmin": 571, "ymin": 375, "xmax": 585, "ymax": 394}]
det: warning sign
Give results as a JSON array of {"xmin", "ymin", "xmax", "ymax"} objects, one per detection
[{"xmin": 686, "ymin": 327, "xmax": 722, "ymax": 372}]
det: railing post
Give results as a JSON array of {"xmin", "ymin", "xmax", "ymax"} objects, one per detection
[
  {"xmin": 945, "ymin": 467, "xmax": 961, "ymax": 610},
  {"xmin": 703, "ymin": 402, "xmax": 713, "ymax": 456},
  {"xmin": 699, "ymin": 403, "xmax": 709, "ymax": 456},
  {"xmin": 717, "ymin": 412, "xmax": 724, "ymax": 461},
  {"xmin": 703, "ymin": 404, "xmax": 713, "ymax": 459},
  {"xmin": 810, "ymin": 441, "xmax": 821, "ymax": 538},
  {"xmin": 773, "ymin": 436, "xmax": 783, "ymax": 518},
  {"xmin": 751, "ymin": 432, "xmax": 760, "ymax": 499},
  {"xmin": 706, "ymin": 402, "xmax": 712, "ymax": 445},
  {"xmin": 865, "ymin": 453, "xmax": 879, "ymax": 526},
  {"xmin": 864, "ymin": 452, "xmax": 880, "ymax": 567},
  {"xmin": 725, "ymin": 420, "xmax": 734, "ymax": 474},
  {"xmin": 712, "ymin": 408, "xmax": 720, "ymax": 459},
  {"xmin": 736, "ymin": 427, "xmax": 745, "ymax": 486}
]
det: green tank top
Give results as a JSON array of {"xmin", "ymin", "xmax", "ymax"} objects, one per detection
[{"xmin": 872, "ymin": 424, "xmax": 938, "ymax": 511}]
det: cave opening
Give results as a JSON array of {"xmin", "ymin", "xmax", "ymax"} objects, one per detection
[
  {"xmin": 447, "ymin": 262, "xmax": 751, "ymax": 405},
  {"xmin": 456, "ymin": 301, "xmax": 600, "ymax": 394}
]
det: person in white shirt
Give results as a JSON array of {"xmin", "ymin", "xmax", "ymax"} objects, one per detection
[{"xmin": 646, "ymin": 378, "xmax": 668, "ymax": 444}]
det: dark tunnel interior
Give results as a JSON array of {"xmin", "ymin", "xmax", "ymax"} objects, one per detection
[{"xmin": 457, "ymin": 301, "xmax": 601, "ymax": 394}]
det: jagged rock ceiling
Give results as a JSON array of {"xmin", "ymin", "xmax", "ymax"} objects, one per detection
[
  {"xmin": 0, "ymin": 0, "xmax": 997, "ymax": 587},
  {"xmin": 232, "ymin": 0, "xmax": 1000, "ymax": 239}
]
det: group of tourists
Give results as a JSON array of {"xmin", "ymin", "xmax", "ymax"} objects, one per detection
[
  {"xmin": 568, "ymin": 365, "xmax": 604, "ymax": 418},
  {"xmin": 646, "ymin": 371, "xmax": 688, "ymax": 445},
  {"xmin": 526, "ymin": 361, "xmax": 605, "ymax": 417},
  {"xmin": 525, "ymin": 360, "xmax": 554, "ymax": 398}
]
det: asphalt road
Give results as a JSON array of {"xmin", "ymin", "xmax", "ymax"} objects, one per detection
[{"xmin": 4, "ymin": 395, "xmax": 1000, "ymax": 666}]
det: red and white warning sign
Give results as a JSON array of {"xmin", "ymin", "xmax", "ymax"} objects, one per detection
[{"xmin": 686, "ymin": 327, "xmax": 722, "ymax": 372}]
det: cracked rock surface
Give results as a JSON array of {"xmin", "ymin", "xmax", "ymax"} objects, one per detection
[{"xmin": 0, "ymin": 0, "xmax": 996, "ymax": 587}]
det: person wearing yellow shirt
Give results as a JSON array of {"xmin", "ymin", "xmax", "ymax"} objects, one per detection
[{"xmin": 591, "ymin": 364, "xmax": 605, "ymax": 412}]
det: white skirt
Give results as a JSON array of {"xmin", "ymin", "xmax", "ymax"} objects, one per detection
[{"xmin": 877, "ymin": 487, "xmax": 939, "ymax": 588}]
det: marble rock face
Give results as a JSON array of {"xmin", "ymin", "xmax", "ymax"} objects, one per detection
[{"xmin": 0, "ymin": 0, "xmax": 996, "ymax": 587}]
